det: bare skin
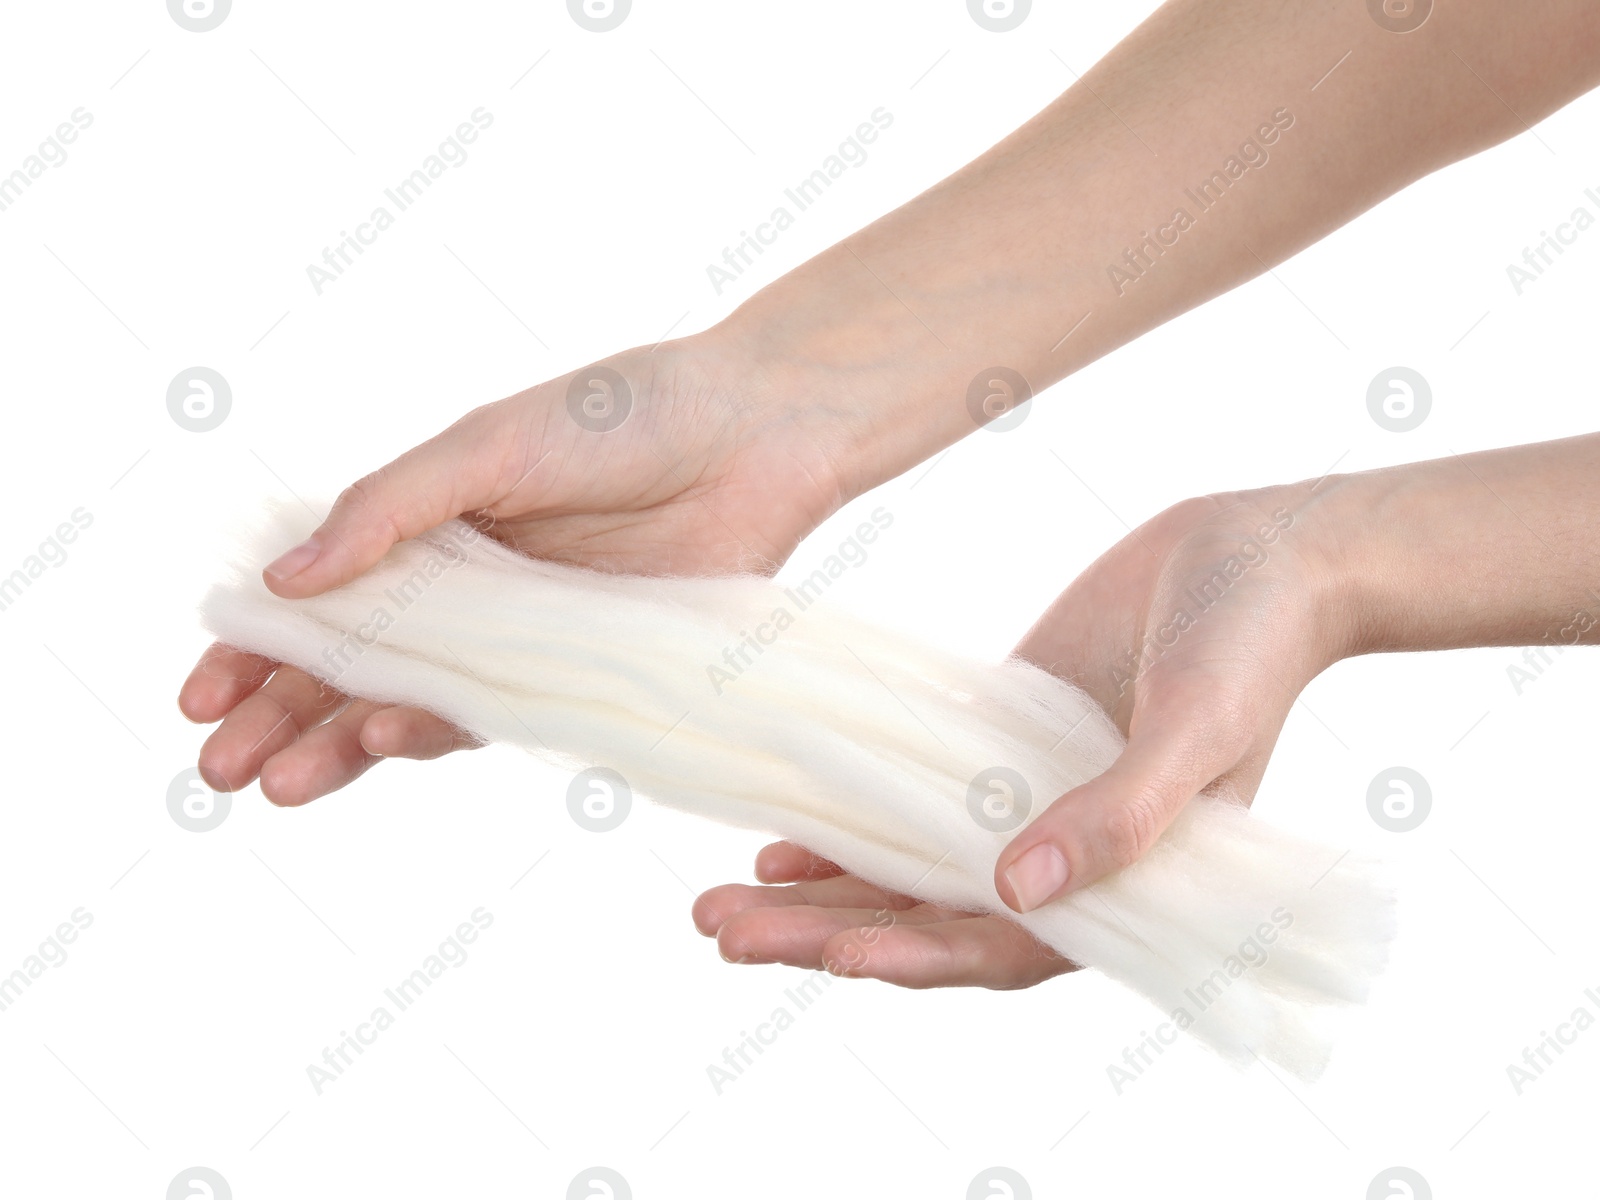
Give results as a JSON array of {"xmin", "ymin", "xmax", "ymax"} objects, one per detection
[
  {"xmin": 178, "ymin": 339, "xmax": 847, "ymax": 802},
  {"xmin": 696, "ymin": 435, "xmax": 1600, "ymax": 986},
  {"xmin": 179, "ymin": 0, "xmax": 1600, "ymax": 985}
]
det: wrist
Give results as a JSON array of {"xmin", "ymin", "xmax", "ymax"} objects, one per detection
[
  {"xmin": 707, "ymin": 252, "xmax": 982, "ymax": 503},
  {"xmin": 1219, "ymin": 476, "xmax": 1387, "ymax": 674},
  {"xmin": 1284, "ymin": 438, "xmax": 1600, "ymax": 659},
  {"xmin": 1266, "ymin": 468, "xmax": 1424, "ymax": 665}
]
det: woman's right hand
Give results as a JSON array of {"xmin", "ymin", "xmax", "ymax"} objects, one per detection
[{"xmin": 177, "ymin": 329, "xmax": 855, "ymax": 806}]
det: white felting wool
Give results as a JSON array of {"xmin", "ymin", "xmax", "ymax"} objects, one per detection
[{"xmin": 199, "ymin": 500, "xmax": 1394, "ymax": 1079}]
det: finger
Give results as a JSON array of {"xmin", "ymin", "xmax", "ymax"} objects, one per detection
[
  {"xmin": 691, "ymin": 875, "xmax": 917, "ymax": 937},
  {"xmin": 358, "ymin": 705, "xmax": 483, "ymax": 760},
  {"xmin": 714, "ymin": 903, "xmax": 947, "ymax": 969},
  {"xmin": 824, "ymin": 917, "xmax": 1077, "ymax": 989},
  {"xmin": 195, "ymin": 665, "xmax": 345, "ymax": 793},
  {"xmin": 753, "ymin": 841, "xmax": 845, "ymax": 884},
  {"xmin": 259, "ymin": 698, "xmax": 386, "ymax": 807},
  {"xmin": 178, "ymin": 642, "xmax": 277, "ymax": 724},
  {"xmin": 994, "ymin": 679, "xmax": 1245, "ymax": 911},
  {"xmin": 261, "ymin": 407, "xmax": 507, "ymax": 598}
]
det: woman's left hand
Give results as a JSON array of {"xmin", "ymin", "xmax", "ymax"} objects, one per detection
[{"xmin": 692, "ymin": 482, "xmax": 1349, "ymax": 987}]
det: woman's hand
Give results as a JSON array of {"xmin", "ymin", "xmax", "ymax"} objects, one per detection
[
  {"xmin": 696, "ymin": 432, "xmax": 1600, "ymax": 989},
  {"xmin": 692, "ymin": 840, "xmax": 1077, "ymax": 990},
  {"xmin": 177, "ymin": 330, "xmax": 854, "ymax": 806},
  {"xmin": 693, "ymin": 482, "xmax": 1353, "ymax": 987}
]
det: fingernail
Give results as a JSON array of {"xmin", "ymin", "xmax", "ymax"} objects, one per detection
[
  {"xmin": 264, "ymin": 536, "xmax": 321, "ymax": 582},
  {"xmin": 1005, "ymin": 843, "xmax": 1070, "ymax": 912}
]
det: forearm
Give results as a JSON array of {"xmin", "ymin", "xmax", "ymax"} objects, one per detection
[
  {"xmin": 714, "ymin": 0, "xmax": 1600, "ymax": 498},
  {"xmin": 1309, "ymin": 434, "xmax": 1600, "ymax": 657}
]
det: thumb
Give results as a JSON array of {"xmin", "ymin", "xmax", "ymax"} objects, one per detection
[
  {"xmin": 262, "ymin": 412, "xmax": 506, "ymax": 598},
  {"xmin": 992, "ymin": 699, "xmax": 1243, "ymax": 913}
]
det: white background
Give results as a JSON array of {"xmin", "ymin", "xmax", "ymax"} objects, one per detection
[{"xmin": 1, "ymin": 1, "xmax": 1597, "ymax": 1197}]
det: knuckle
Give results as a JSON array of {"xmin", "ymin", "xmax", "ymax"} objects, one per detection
[
  {"xmin": 1098, "ymin": 792, "xmax": 1165, "ymax": 870},
  {"xmin": 335, "ymin": 472, "xmax": 385, "ymax": 518},
  {"xmin": 332, "ymin": 472, "xmax": 405, "ymax": 546},
  {"xmin": 1145, "ymin": 493, "xmax": 1220, "ymax": 542}
]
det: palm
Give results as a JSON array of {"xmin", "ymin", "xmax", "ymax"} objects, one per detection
[
  {"xmin": 694, "ymin": 489, "xmax": 1326, "ymax": 988},
  {"xmin": 691, "ymin": 842, "xmax": 1076, "ymax": 990},
  {"xmin": 178, "ymin": 343, "xmax": 844, "ymax": 804}
]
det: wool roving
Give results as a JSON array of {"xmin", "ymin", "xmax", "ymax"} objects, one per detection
[{"xmin": 199, "ymin": 500, "xmax": 1395, "ymax": 1079}]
